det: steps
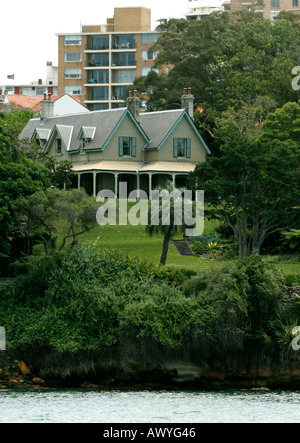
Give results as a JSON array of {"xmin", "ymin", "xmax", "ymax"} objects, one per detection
[{"xmin": 172, "ymin": 240, "xmax": 194, "ymax": 256}]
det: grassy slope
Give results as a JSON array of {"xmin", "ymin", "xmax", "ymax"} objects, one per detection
[{"xmin": 53, "ymin": 201, "xmax": 300, "ymax": 275}]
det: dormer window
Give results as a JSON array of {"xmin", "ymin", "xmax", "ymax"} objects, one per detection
[
  {"xmin": 78, "ymin": 127, "xmax": 96, "ymax": 152},
  {"xmin": 82, "ymin": 137, "xmax": 91, "ymax": 149}
]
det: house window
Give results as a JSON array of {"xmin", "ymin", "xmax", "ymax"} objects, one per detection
[
  {"xmin": 293, "ymin": 0, "xmax": 298, "ymax": 6},
  {"xmin": 64, "ymin": 52, "xmax": 82, "ymax": 62},
  {"xmin": 271, "ymin": 0, "xmax": 279, "ymax": 7},
  {"xmin": 56, "ymin": 139, "xmax": 62, "ymax": 154},
  {"xmin": 119, "ymin": 137, "xmax": 136, "ymax": 157},
  {"xmin": 173, "ymin": 138, "xmax": 191, "ymax": 158}
]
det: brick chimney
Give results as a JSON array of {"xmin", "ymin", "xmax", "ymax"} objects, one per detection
[
  {"xmin": 126, "ymin": 90, "xmax": 140, "ymax": 122},
  {"xmin": 40, "ymin": 93, "xmax": 54, "ymax": 121},
  {"xmin": 181, "ymin": 87, "xmax": 194, "ymax": 120}
]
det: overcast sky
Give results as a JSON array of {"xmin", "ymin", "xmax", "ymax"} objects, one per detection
[{"xmin": 0, "ymin": 0, "xmax": 186, "ymax": 85}]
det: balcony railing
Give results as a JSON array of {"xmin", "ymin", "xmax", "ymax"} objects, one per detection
[
  {"xmin": 112, "ymin": 43, "xmax": 136, "ymax": 50},
  {"xmin": 85, "ymin": 78, "xmax": 109, "ymax": 84},
  {"xmin": 85, "ymin": 45, "xmax": 110, "ymax": 51}
]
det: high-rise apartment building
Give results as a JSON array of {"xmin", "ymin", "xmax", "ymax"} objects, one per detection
[
  {"xmin": 230, "ymin": 0, "xmax": 300, "ymax": 19},
  {"xmin": 57, "ymin": 7, "xmax": 160, "ymax": 111}
]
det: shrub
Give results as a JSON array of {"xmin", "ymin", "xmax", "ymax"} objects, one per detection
[{"xmin": 192, "ymin": 240, "xmax": 207, "ymax": 255}]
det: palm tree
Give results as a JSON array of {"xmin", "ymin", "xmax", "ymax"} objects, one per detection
[{"xmin": 146, "ymin": 180, "xmax": 186, "ymax": 266}]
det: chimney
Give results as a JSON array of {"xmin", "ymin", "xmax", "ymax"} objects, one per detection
[
  {"xmin": 126, "ymin": 90, "xmax": 140, "ymax": 122},
  {"xmin": 181, "ymin": 87, "xmax": 194, "ymax": 120},
  {"xmin": 40, "ymin": 94, "xmax": 54, "ymax": 121}
]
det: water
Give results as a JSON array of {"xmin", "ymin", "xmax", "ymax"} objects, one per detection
[{"xmin": 0, "ymin": 389, "xmax": 300, "ymax": 423}]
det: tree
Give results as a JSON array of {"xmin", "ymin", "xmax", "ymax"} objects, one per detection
[
  {"xmin": 13, "ymin": 190, "xmax": 57, "ymax": 255},
  {"xmin": 146, "ymin": 181, "xmax": 186, "ymax": 266},
  {"xmin": 14, "ymin": 188, "xmax": 99, "ymax": 254},
  {"xmin": 41, "ymin": 155, "xmax": 75, "ymax": 189},
  {"xmin": 132, "ymin": 12, "xmax": 300, "ymax": 154},
  {"xmin": 189, "ymin": 103, "xmax": 300, "ymax": 259},
  {"xmin": 0, "ymin": 137, "xmax": 49, "ymax": 256}
]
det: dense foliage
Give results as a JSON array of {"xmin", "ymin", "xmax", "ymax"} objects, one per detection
[{"xmin": 0, "ymin": 246, "xmax": 286, "ymax": 357}]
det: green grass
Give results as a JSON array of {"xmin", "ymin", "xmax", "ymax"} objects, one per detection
[{"xmin": 52, "ymin": 200, "xmax": 300, "ymax": 275}]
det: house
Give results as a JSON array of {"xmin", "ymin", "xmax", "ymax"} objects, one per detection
[
  {"xmin": 4, "ymin": 93, "xmax": 89, "ymax": 116},
  {"xmin": 19, "ymin": 88, "xmax": 210, "ymax": 196}
]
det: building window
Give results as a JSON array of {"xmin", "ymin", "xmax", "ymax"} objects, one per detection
[
  {"xmin": 90, "ymin": 36, "xmax": 109, "ymax": 50},
  {"xmin": 293, "ymin": 0, "xmax": 298, "ymax": 6},
  {"xmin": 64, "ymin": 69, "xmax": 82, "ymax": 79},
  {"xmin": 114, "ymin": 53, "xmax": 136, "ymax": 67},
  {"xmin": 91, "ymin": 104, "xmax": 109, "ymax": 111},
  {"xmin": 141, "ymin": 33, "xmax": 159, "ymax": 44},
  {"xmin": 119, "ymin": 137, "xmax": 136, "ymax": 157},
  {"xmin": 270, "ymin": 11, "xmax": 280, "ymax": 20},
  {"xmin": 141, "ymin": 50, "xmax": 158, "ymax": 60},
  {"xmin": 114, "ymin": 69, "xmax": 135, "ymax": 83},
  {"xmin": 112, "ymin": 86, "xmax": 127, "ymax": 100},
  {"xmin": 91, "ymin": 87, "xmax": 109, "ymax": 100},
  {"xmin": 64, "ymin": 52, "xmax": 82, "ymax": 62},
  {"xmin": 64, "ymin": 85, "xmax": 82, "ymax": 95},
  {"xmin": 56, "ymin": 139, "xmax": 62, "ymax": 154},
  {"xmin": 271, "ymin": 0, "xmax": 280, "ymax": 7},
  {"xmin": 141, "ymin": 67, "xmax": 159, "ymax": 76},
  {"xmin": 90, "ymin": 53, "xmax": 109, "ymax": 67},
  {"xmin": 114, "ymin": 35, "xmax": 135, "ymax": 49},
  {"xmin": 64, "ymin": 35, "xmax": 82, "ymax": 45},
  {"xmin": 173, "ymin": 138, "xmax": 191, "ymax": 158},
  {"xmin": 88, "ymin": 70, "xmax": 109, "ymax": 84}
]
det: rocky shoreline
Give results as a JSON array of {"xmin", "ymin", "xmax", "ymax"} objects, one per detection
[
  {"xmin": 0, "ymin": 360, "xmax": 47, "ymax": 390},
  {"xmin": 1, "ymin": 286, "xmax": 300, "ymax": 392}
]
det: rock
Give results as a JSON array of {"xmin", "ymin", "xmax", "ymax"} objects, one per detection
[
  {"xmin": 32, "ymin": 377, "xmax": 45, "ymax": 384},
  {"xmin": 251, "ymin": 387, "xmax": 270, "ymax": 391},
  {"xmin": 80, "ymin": 381, "xmax": 101, "ymax": 389},
  {"xmin": 17, "ymin": 361, "xmax": 31, "ymax": 377}
]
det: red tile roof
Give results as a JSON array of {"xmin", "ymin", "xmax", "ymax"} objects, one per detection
[{"xmin": 6, "ymin": 94, "xmax": 83, "ymax": 112}]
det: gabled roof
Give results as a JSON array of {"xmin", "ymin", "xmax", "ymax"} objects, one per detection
[
  {"xmin": 34, "ymin": 128, "xmax": 51, "ymax": 141},
  {"xmin": 78, "ymin": 126, "xmax": 96, "ymax": 140},
  {"xmin": 139, "ymin": 109, "xmax": 211, "ymax": 153},
  {"xmin": 20, "ymin": 108, "xmax": 149, "ymax": 153},
  {"xmin": 19, "ymin": 106, "xmax": 210, "ymax": 155}
]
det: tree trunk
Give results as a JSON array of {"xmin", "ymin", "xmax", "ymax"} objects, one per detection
[{"xmin": 160, "ymin": 226, "xmax": 172, "ymax": 266}]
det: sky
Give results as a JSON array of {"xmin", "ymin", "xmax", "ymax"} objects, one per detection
[{"xmin": 0, "ymin": 0, "xmax": 186, "ymax": 85}]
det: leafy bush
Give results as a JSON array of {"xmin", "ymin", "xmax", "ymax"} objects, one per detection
[
  {"xmin": 192, "ymin": 240, "xmax": 207, "ymax": 255},
  {"xmin": 0, "ymin": 248, "xmax": 286, "ymax": 356},
  {"xmin": 285, "ymin": 273, "xmax": 300, "ymax": 286}
]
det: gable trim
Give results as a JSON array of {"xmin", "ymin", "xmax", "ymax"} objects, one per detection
[
  {"xmin": 149, "ymin": 110, "xmax": 211, "ymax": 154},
  {"xmin": 84, "ymin": 108, "xmax": 149, "ymax": 153},
  {"xmin": 43, "ymin": 125, "xmax": 74, "ymax": 154}
]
